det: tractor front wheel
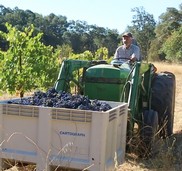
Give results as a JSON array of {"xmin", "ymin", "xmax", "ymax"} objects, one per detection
[{"xmin": 140, "ymin": 109, "xmax": 159, "ymax": 157}]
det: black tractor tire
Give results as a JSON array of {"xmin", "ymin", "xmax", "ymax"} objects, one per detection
[
  {"xmin": 140, "ymin": 109, "xmax": 159, "ymax": 157},
  {"xmin": 151, "ymin": 71, "xmax": 176, "ymax": 137}
]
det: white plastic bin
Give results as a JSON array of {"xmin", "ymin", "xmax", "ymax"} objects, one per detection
[{"xmin": 0, "ymin": 101, "xmax": 127, "ymax": 171}]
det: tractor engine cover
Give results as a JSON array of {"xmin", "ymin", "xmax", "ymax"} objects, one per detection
[{"xmin": 84, "ymin": 64, "xmax": 130, "ymax": 101}]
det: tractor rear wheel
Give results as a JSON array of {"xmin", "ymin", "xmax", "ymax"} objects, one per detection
[
  {"xmin": 151, "ymin": 72, "xmax": 176, "ymax": 137},
  {"xmin": 140, "ymin": 109, "xmax": 159, "ymax": 157}
]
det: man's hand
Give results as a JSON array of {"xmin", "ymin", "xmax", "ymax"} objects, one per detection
[{"xmin": 130, "ymin": 54, "xmax": 136, "ymax": 62}]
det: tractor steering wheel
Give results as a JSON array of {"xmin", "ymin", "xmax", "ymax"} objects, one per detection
[{"xmin": 111, "ymin": 58, "xmax": 131, "ymax": 66}]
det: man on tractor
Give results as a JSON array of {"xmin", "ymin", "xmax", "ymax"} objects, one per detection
[{"xmin": 112, "ymin": 32, "xmax": 141, "ymax": 63}]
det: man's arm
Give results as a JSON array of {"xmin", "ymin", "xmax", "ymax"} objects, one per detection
[
  {"xmin": 130, "ymin": 45, "xmax": 140, "ymax": 61},
  {"xmin": 113, "ymin": 46, "xmax": 121, "ymax": 59}
]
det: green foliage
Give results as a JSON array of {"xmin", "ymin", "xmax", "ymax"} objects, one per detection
[
  {"xmin": 95, "ymin": 47, "xmax": 108, "ymax": 60},
  {"xmin": 0, "ymin": 5, "xmax": 120, "ymax": 57},
  {"xmin": 147, "ymin": 39, "xmax": 161, "ymax": 61},
  {"xmin": 147, "ymin": 39, "xmax": 166, "ymax": 61},
  {"xmin": 57, "ymin": 44, "xmax": 73, "ymax": 59},
  {"xmin": 153, "ymin": 5, "xmax": 182, "ymax": 62},
  {"xmin": 68, "ymin": 47, "xmax": 109, "ymax": 62},
  {"xmin": 1, "ymin": 4, "xmax": 182, "ymax": 66},
  {"xmin": 155, "ymin": 7, "xmax": 182, "ymax": 42},
  {"xmin": 69, "ymin": 50, "xmax": 93, "ymax": 60},
  {"xmin": 0, "ymin": 23, "xmax": 60, "ymax": 96},
  {"xmin": 162, "ymin": 26, "xmax": 182, "ymax": 62},
  {"xmin": 0, "ymin": 21, "xmax": 111, "ymax": 97}
]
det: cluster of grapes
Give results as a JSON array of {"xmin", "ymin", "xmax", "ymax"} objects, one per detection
[{"xmin": 8, "ymin": 87, "xmax": 112, "ymax": 111}]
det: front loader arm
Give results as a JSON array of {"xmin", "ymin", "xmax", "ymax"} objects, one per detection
[{"xmin": 54, "ymin": 59, "xmax": 91, "ymax": 92}]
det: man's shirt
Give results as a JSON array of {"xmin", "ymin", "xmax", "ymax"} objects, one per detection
[{"xmin": 114, "ymin": 44, "xmax": 140, "ymax": 61}]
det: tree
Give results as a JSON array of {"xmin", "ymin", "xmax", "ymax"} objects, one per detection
[
  {"xmin": 148, "ymin": 39, "xmax": 166, "ymax": 61},
  {"xmin": 0, "ymin": 5, "xmax": 120, "ymax": 57},
  {"xmin": 39, "ymin": 13, "xmax": 68, "ymax": 47},
  {"xmin": 0, "ymin": 23, "xmax": 60, "ymax": 97},
  {"xmin": 162, "ymin": 26, "xmax": 182, "ymax": 62},
  {"xmin": 148, "ymin": 4, "xmax": 182, "ymax": 61},
  {"xmin": 88, "ymin": 25, "xmax": 119, "ymax": 57},
  {"xmin": 155, "ymin": 6, "xmax": 182, "ymax": 41}
]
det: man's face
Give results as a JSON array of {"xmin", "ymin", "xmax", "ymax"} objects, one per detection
[{"xmin": 122, "ymin": 36, "xmax": 132, "ymax": 46}]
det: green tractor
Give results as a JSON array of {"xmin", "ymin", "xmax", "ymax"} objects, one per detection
[{"xmin": 54, "ymin": 59, "xmax": 176, "ymax": 156}]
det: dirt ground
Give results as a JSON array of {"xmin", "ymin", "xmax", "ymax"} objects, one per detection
[{"xmin": 119, "ymin": 62, "xmax": 182, "ymax": 171}]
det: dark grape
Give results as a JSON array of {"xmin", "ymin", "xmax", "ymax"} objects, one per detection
[{"xmin": 8, "ymin": 87, "xmax": 112, "ymax": 111}]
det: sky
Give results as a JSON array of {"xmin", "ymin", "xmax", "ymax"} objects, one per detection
[{"xmin": 0, "ymin": 0, "xmax": 181, "ymax": 33}]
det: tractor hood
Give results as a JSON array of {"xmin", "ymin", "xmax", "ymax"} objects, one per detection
[{"xmin": 85, "ymin": 64, "xmax": 130, "ymax": 83}]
